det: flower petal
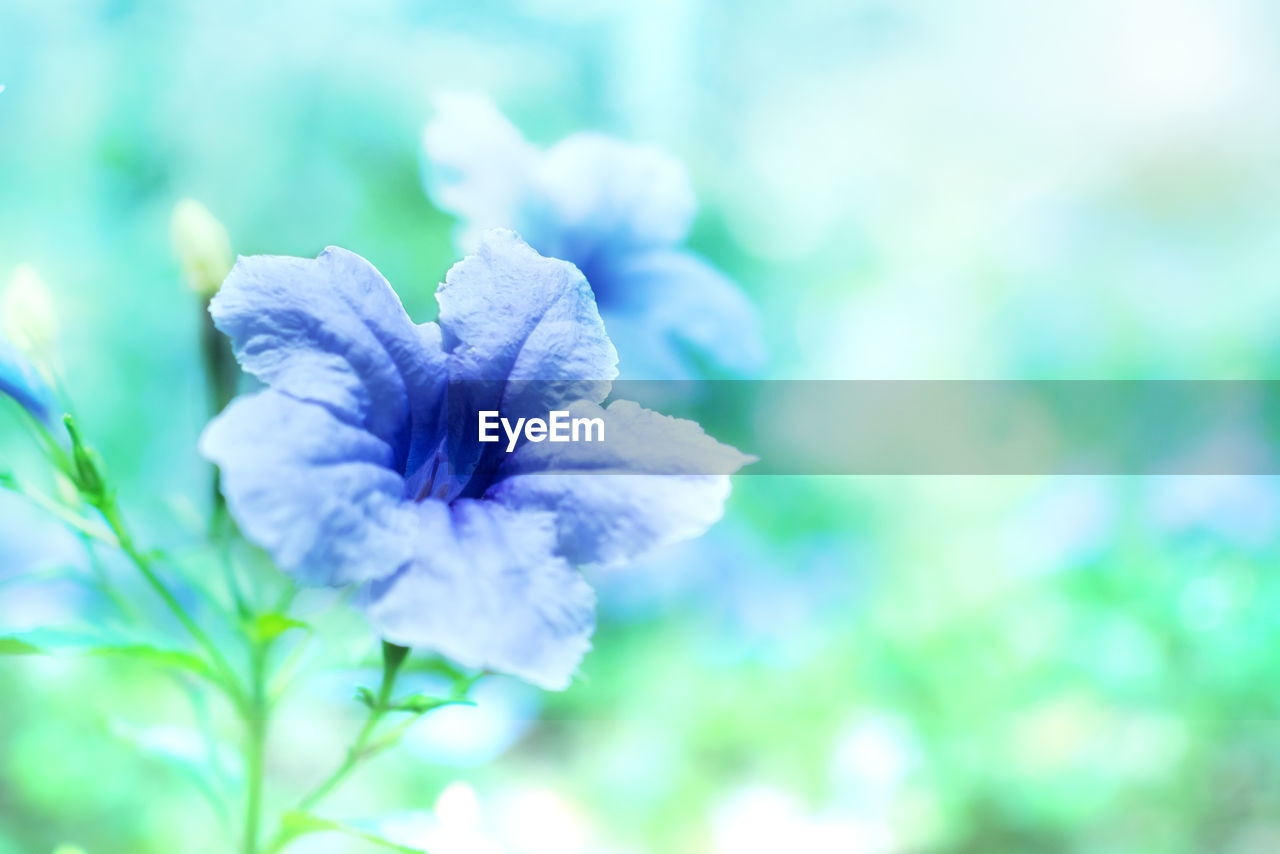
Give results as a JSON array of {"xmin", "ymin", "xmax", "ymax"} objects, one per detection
[
  {"xmin": 210, "ymin": 247, "xmax": 446, "ymax": 468},
  {"xmin": 421, "ymin": 93, "xmax": 541, "ymax": 251},
  {"xmin": 199, "ymin": 390, "xmax": 414, "ymax": 586},
  {"xmin": 600, "ymin": 249, "xmax": 767, "ymax": 378},
  {"xmin": 362, "ymin": 498, "xmax": 595, "ymax": 690},
  {"xmin": 437, "ymin": 230, "xmax": 617, "ymax": 387},
  {"xmin": 535, "ymin": 133, "xmax": 696, "ymax": 261},
  {"xmin": 437, "ymin": 231, "xmax": 617, "ymax": 482},
  {"xmin": 488, "ymin": 399, "xmax": 754, "ymax": 567},
  {"xmin": 0, "ymin": 339, "xmax": 56, "ymax": 424}
]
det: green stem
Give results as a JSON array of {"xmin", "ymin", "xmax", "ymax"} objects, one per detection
[
  {"xmin": 0, "ymin": 473, "xmax": 116, "ymax": 544},
  {"xmin": 200, "ymin": 292, "xmax": 254, "ymax": 622},
  {"xmin": 78, "ymin": 531, "xmax": 136, "ymax": 621},
  {"xmin": 300, "ymin": 644, "xmax": 405, "ymax": 811},
  {"xmin": 260, "ymin": 644, "xmax": 410, "ymax": 854},
  {"xmin": 244, "ymin": 640, "xmax": 269, "ymax": 854},
  {"xmin": 200, "ymin": 292, "xmax": 240, "ymax": 525},
  {"xmin": 96, "ymin": 497, "xmax": 245, "ymax": 709}
]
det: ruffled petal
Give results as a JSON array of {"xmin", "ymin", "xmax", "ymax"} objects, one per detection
[
  {"xmin": 487, "ymin": 399, "xmax": 754, "ymax": 567},
  {"xmin": 199, "ymin": 390, "xmax": 414, "ymax": 587},
  {"xmin": 437, "ymin": 230, "xmax": 617, "ymax": 388},
  {"xmin": 362, "ymin": 498, "xmax": 595, "ymax": 690},
  {"xmin": 209, "ymin": 247, "xmax": 446, "ymax": 468},
  {"xmin": 0, "ymin": 339, "xmax": 56, "ymax": 424},
  {"xmin": 421, "ymin": 93, "xmax": 541, "ymax": 251},
  {"xmin": 599, "ymin": 249, "xmax": 767, "ymax": 378},
  {"xmin": 534, "ymin": 133, "xmax": 696, "ymax": 263},
  {"xmin": 437, "ymin": 230, "xmax": 618, "ymax": 483}
]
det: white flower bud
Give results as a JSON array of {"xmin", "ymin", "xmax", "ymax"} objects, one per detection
[
  {"xmin": 171, "ymin": 198, "xmax": 233, "ymax": 298},
  {"xmin": 2, "ymin": 263, "xmax": 59, "ymax": 369}
]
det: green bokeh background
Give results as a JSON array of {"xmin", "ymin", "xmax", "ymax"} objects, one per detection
[{"xmin": 5, "ymin": 2, "xmax": 1280, "ymax": 853}]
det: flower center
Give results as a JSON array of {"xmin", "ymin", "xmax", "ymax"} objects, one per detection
[{"xmin": 404, "ymin": 441, "xmax": 466, "ymax": 504}]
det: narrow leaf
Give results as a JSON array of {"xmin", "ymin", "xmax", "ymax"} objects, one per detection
[
  {"xmin": 279, "ymin": 811, "xmax": 428, "ymax": 853},
  {"xmin": 0, "ymin": 637, "xmax": 43, "ymax": 655},
  {"xmin": 354, "ymin": 685, "xmax": 378, "ymax": 709},
  {"xmin": 90, "ymin": 645, "xmax": 213, "ymax": 679},
  {"xmin": 388, "ymin": 692, "xmax": 475, "ymax": 714},
  {"xmin": 251, "ymin": 613, "xmax": 309, "ymax": 643}
]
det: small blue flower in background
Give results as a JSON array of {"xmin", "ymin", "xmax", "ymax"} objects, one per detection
[
  {"xmin": 200, "ymin": 230, "xmax": 751, "ymax": 689},
  {"xmin": 422, "ymin": 94, "xmax": 766, "ymax": 379},
  {"xmin": 0, "ymin": 338, "xmax": 56, "ymax": 423}
]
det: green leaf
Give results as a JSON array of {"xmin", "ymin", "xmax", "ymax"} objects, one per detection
[
  {"xmin": 250, "ymin": 613, "xmax": 309, "ymax": 644},
  {"xmin": 353, "ymin": 685, "xmax": 474, "ymax": 714},
  {"xmin": 0, "ymin": 638, "xmax": 43, "ymax": 656},
  {"xmin": 90, "ymin": 645, "xmax": 213, "ymax": 679},
  {"xmin": 279, "ymin": 811, "xmax": 427, "ymax": 853},
  {"xmin": 354, "ymin": 685, "xmax": 379, "ymax": 709},
  {"xmin": 388, "ymin": 692, "xmax": 475, "ymax": 714},
  {"xmin": 62, "ymin": 415, "xmax": 108, "ymax": 503},
  {"xmin": 0, "ymin": 630, "xmax": 215, "ymax": 680},
  {"xmin": 0, "ymin": 628, "xmax": 105, "ymax": 653}
]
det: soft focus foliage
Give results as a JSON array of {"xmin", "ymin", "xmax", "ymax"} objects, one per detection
[{"xmin": 4, "ymin": 2, "xmax": 1280, "ymax": 854}]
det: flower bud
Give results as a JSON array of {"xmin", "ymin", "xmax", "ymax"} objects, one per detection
[
  {"xmin": 171, "ymin": 199, "xmax": 233, "ymax": 298},
  {"xmin": 63, "ymin": 415, "xmax": 108, "ymax": 505},
  {"xmin": 2, "ymin": 264, "xmax": 59, "ymax": 370}
]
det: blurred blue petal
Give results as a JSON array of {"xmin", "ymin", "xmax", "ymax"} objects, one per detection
[
  {"xmin": 0, "ymin": 338, "xmax": 56, "ymax": 423},
  {"xmin": 599, "ymin": 250, "xmax": 767, "ymax": 377},
  {"xmin": 421, "ymin": 93, "xmax": 540, "ymax": 250},
  {"xmin": 534, "ymin": 133, "xmax": 696, "ymax": 261},
  {"xmin": 422, "ymin": 95, "xmax": 764, "ymax": 378}
]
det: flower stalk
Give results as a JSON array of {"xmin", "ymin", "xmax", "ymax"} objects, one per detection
[
  {"xmin": 298, "ymin": 641, "xmax": 409, "ymax": 813},
  {"xmin": 258, "ymin": 642, "xmax": 409, "ymax": 854},
  {"xmin": 243, "ymin": 638, "xmax": 270, "ymax": 854},
  {"xmin": 94, "ymin": 487, "xmax": 246, "ymax": 708},
  {"xmin": 58, "ymin": 415, "xmax": 247, "ymax": 710}
]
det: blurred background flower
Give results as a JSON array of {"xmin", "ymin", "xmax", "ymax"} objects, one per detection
[
  {"xmin": 422, "ymin": 94, "xmax": 766, "ymax": 379},
  {"xmin": 0, "ymin": 337, "xmax": 56, "ymax": 425}
]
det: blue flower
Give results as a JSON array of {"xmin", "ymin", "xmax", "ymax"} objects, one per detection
[
  {"xmin": 200, "ymin": 230, "xmax": 751, "ymax": 688},
  {"xmin": 422, "ymin": 94, "xmax": 766, "ymax": 379},
  {"xmin": 0, "ymin": 338, "xmax": 56, "ymax": 423}
]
